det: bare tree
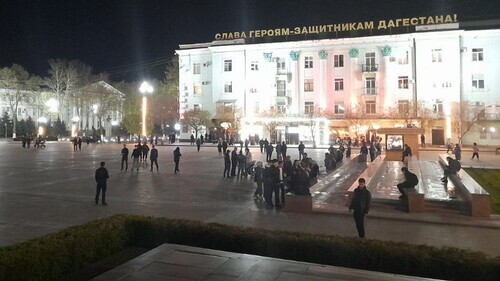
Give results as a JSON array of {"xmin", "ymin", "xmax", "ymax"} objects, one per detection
[
  {"xmin": 182, "ymin": 108, "xmax": 212, "ymax": 138},
  {"xmin": 303, "ymin": 106, "xmax": 326, "ymax": 148},
  {"xmin": 0, "ymin": 64, "xmax": 39, "ymax": 138},
  {"xmin": 344, "ymin": 104, "xmax": 369, "ymax": 138},
  {"xmin": 388, "ymin": 100, "xmax": 424, "ymax": 127},
  {"xmin": 450, "ymin": 101, "xmax": 483, "ymax": 144},
  {"xmin": 257, "ymin": 107, "xmax": 284, "ymax": 143}
]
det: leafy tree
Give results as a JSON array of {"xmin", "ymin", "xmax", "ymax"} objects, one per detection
[
  {"xmin": 0, "ymin": 112, "xmax": 12, "ymax": 137},
  {"xmin": 121, "ymin": 99, "xmax": 141, "ymax": 136},
  {"xmin": 26, "ymin": 116, "xmax": 36, "ymax": 136},
  {"xmin": 16, "ymin": 119, "xmax": 27, "ymax": 136},
  {"xmin": 182, "ymin": 108, "xmax": 212, "ymax": 139}
]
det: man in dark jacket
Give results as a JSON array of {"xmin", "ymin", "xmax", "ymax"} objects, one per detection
[
  {"xmin": 397, "ymin": 167, "xmax": 419, "ymax": 199},
  {"xmin": 441, "ymin": 157, "xmax": 461, "ymax": 183},
  {"xmin": 223, "ymin": 150, "xmax": 231, "ymax": 178},
  {"xmin": 173, "ymin": 147, "xmax": 182, "ymax": 173},
  {"xmin": 131, "ymin": 145, "xmax": 141, "ymax": 171},
  {"xmin": 121, "ymin": 144, "xmax": 129, "ymax": 171},
  {"xmin": 150, "ymin": 145, "xmax": 159, "ymax": 172},
  {"xmin": 95, "ymin": 162, "xmax": 109, "ymax": 205},
  {"xmin": 230, "ymin": 147, "xmax": 238, "ymax": 176},
  {"xmin": 402, "ymin": 144, "xmax": 413, "ymax": 162},
  {"xmin": 349, "ymin": 178, "xmax": 371, "ymax": 238}
]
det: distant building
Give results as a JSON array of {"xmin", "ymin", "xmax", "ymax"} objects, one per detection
[
  {"xmin": 177, "ymin": 18, "xmax": 500, "ymax": 146},
  {"xmin": 0, "ymin": 81, "xmax": 124, "ymax": 138}
]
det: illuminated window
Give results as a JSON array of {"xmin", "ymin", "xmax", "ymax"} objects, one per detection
[
  {"xmin": 365, "ymin": 78, "xmax": 376, "ymax": 95},
  {"xmin": 398, "ymin": 51, "xmax": 409, "ymax": 64},
  {"xmin": 193, "ymin": 83, "xmax": 202, "ymax": 95},
  {"xmin": 398, "ymin": 76, "xmax": 409, "ymax": 89},
  {"xmin": 304, "ymin": 79, "xmax": 314, "ymax": 92},
  {"xmin": 472, "ymin": 48, "xmax": 483, "ymax": 61},
  {"xmin": 334, "ymin": 54, "xmax": 344, "ymax": 67},
  {"xmin": 365, "ymin": 52, "xmax": 375, "ymax": 67},
  {"xmin": 433, "ymin": 100, "xmax": 443, "ymax": 114},
  {"xmin": 334, "ymin": 78, "xmax": 344, "ymax": 91},
  {"xmin": 277, "ymin": 80, "xmax": 286, "ymax": 96},
  {"xmin": 334, "ymin": 102, "xmax": 345, "ymax": 114},
  {"xmin": 304, "ymin": 102, "xmax": 314, "ymax": 114},
  {"xmin": 224, "ymin": 81, "xmax": 232, "ymax": 93},
  {"xmin": 304, "ymin": 56, "xmax": 313, "ymax": 69},
  {"xmin": 251, "ymin": 61, "xmax": 259, "ymax": 71},
  {"xmin": 366, "ymin": 101, "xmax": 376, "ymax": 114},
  {"xmin": 193, "ymin": 63, "xmax": 201, "ymax": 74},
  {"xmin": 398, "ymin": 100, "xmax": 409, "ymax": 114},
  {"xmin": 432, "ymin": 49, "xmax": 442, "ymax": 62},
  {"xmin": 224, "ymin": 60, "xmax": 232, "ymax": 71},
  {"xmin": 472, "ymin": 74, "xmax": 484, "ymax": 90}
]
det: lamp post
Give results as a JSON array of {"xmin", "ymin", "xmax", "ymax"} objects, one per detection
[{"xmin": 139, "ymin": 81, "xmax": 154, "ymax": 139}]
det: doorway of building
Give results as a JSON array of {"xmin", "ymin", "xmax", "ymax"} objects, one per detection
[{"xmin": 432, "ymin": 129, "xmax": 445, "ymax": 145}]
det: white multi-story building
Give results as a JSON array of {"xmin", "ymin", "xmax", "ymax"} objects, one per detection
[
  {"xmin": 0, "ymin": 81, "xmax": 124, "ymax": 138},
  {"xmin": 178, "ymin": 21, "xmax": 500, "ymax": 146}
]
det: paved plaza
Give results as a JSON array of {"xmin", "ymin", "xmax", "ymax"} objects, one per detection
[{"xmin": 0, "ymin": 140, "xmax": 499, "ymax": 259}]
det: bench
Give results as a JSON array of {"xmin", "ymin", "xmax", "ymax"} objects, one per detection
[
  {"xmin": 283, "ymin": 193, "xmax": 313, "ymax": 213},
  {"xmin": 346, "ymin": 155, "xmax": 385, "ymax": 206},
  {"xmin": 438, "ymin": 154, "xmax": 491, "ymax": 218},
  {"xmin": 402, "ymin": 156, "xmax": 425, "ymax": 212}
]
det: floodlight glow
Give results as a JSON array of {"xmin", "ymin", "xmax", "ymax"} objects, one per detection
[
  {"xmin": 111, "ymin": 120, "xmax": 119, "ymax": 126},
  {"xmin": 37, "ymin": 117, "xmax": 47, "ymax": 123},
  {"xmin": 92, "ymin": 104, "xmax": 99, "ymax": 114},
  {"xmin": 71, "ymin": 116, "xmax": 80, "ymax": 122},
  {"xmin": 139, "ymin": 81, "xmax": 153, "ymax": 137},
  {"xmin": 490, "ymin": 127, "xmax": 496, "ymax": 133},
  {"xmin": 174, "ymin": 123, "xmax": 181, "ymax": 131},
  {"xmin": 46, "ymin": 98, "xmax": 59, "ymax": 113}
]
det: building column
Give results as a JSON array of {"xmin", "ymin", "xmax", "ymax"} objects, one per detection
[
  {"xmin": 349, "ymin": 48, "xmax": 359, "ymax": 110},
  {"xmin": 380, "ymin": 46, "xmax": 392, "ymax": 115},
  {"xmin": 319, "ymin": 50, "xmax": 328, "ymax": 110},
  {"xmin": 289, "ymin": 51, "xmax": 300, "ymax": 114}
]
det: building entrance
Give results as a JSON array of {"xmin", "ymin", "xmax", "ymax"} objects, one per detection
[{"xmin": 432, "ymin": 129, "xmax": 445, "ymax": 145}]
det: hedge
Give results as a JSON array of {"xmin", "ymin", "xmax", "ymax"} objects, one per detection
[{"xmin": 0, "ymin": 214, "xmax": 498, "ymax": 281}]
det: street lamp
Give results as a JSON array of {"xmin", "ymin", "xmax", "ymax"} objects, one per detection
[
  {"xmin": 139, "ymin": 81, "xmax": 154, "ymax": 138},
  {"xmin": 71, "ymin": 116, "xmax": 80, "ymax": 137}
]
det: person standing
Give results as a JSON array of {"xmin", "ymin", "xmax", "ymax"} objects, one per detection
[
  {"xmin": 266, "ymin": 143, "xmax": 274, "ymax": 162},
  {"xmin": 131, "ymin": 145, "xmax": 141, "ymax": 171},
  {"xmin": 253, "ymin": 161, "xmax": 263, "ymax": 199},
  {"xmin": 190, "ymin": 134, "xmax": 195, "ymax": 145},
  {"xmin": 73, "ymin": 137, "xmax": 78, "ymax": 151},
  {"xmin": 94, "ymin": 162, "xmax": 109, "ymax": 206},
  {"xmin": 359, "ymin": 142, "xmax": 368, "ymax": 162},
  {"xmin": 223, "ymin": 149, "xmax": 231, "ymax": 178},
  {"xmin": 281, "ymin": 141, "xmax": 287, "ymax": 159},
  {"xmin": 222, "ymin": 140, "xmax": 228, "ymax": 154},
  {"xmin": 78, "ymin": 137, "xmax": 82, "ymax": 151},
  {"xmin": 446, "ymin": 138, "xmax": 453, "ymax": 153},
  {"xmin": 402, "ymin": 144, "xmax": 412, "ymax": 163},
  {"xmin": 472, "ymin": 143, "xmax": 479, "ymax": 160},
  {"xmin": 298, "ymin": 141, "xmax": 305, "ymax": 160},
  {"xmin": 142, "ymin": 143, "xmax": 150, "ymax": 162},
  {"xmin": 196, "ymin": 138, "xmax": 201, "ymax": 152},
  {"xmin": 237, "ymin": 150, "xmax": 247, "ymax": 178},
  {"xmin": 217, "ymin": 140, "xmax": 223, "ymax": 156},
  {"xmin": 275, "ymin": 142, "xmax": 282, "ymax": 161},
  {"xmin": 349, "ymin": 178, "xmax": 371, "ymax": 238},
  {"xmin": 453, "ymin": 144, "xmax": 462, "ymax": 161},
  {"xmin": 121, "ymin": 144, "xmax": 129, "ymax": 171},
  {"xmin": 230, "ymin": 147, "xmax": 238, "ymax": 177},
  {"xmin": 150, "ymin": 145, "xmax": 159, "ymax": 172},
  {"xmin": 259, "ymin": 139, "xmax": 264, "ymax": 154},
  {"xmin": 173, "ymin": 147, "xmax": 182, "ymax": 173},
  {"xmin": 420, "ymin": 134, "xmax": 425, "ymax": 148}
]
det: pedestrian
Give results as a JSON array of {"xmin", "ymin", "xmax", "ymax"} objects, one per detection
[
  {"xmin": 136, "ymin": 142, "xmax": 143, "ymax": 162},
  {"xmin": 349, "ymin": 178, "xmax": 371, "ymax": 238},
  {"xmin": 94, "ymin": 161, "xmax": 109, "ymax": 206},
  {"xmin": 275, "ymin": 142, "xmax": 282, "ymax": 161},
  {"xmin": 359, "ymin": 142, "xmax": 368, "ymax": 162},
  {"xmin": 27, "ymin": 136, "xmax": 31, "ymax": 148},
  {"xmin": 402, "ymin": 144, "xmax": 412, "ymax": 164},
  {"xmin": 121, "ymin": 144, "xmax": 129, "ymax": 171},
  {"xmin": 131, "ymin": 145, "xmax": 141, "ymax": 171},
  {"xmin": 142, "ymin": 143, "xmax": 150, "ymax": 162},
  {"xmin": 78, "ymin": 137, "xmax": 82, "ymax": 150},
  {"xmin": 196, "ymin": 138, "xmax": 201, "ymax": 152},
  {"xmin": 453, "ymin": 144, "xmax": 461, "ymax": 161},
  {"xmin": 217, "ymin": 140, "xmax": 223, "ymax": 156},
  {"xmin": 150, "ymin": 144, "xmax": 159, "ymax": 172},
  {"xmin": 222, "ymin": 139, "xmax": 228, "ymax": 154},
  {"xmin": 223, "ymin": 149, "xmax": 231, "ymax": 178},
  {"xmin": 369, "ymin": 142, "xmax": 376, "ymax": 162},
  {"xmin": 73, "ymin": 137, "xmax": 78, "ymax": 151},
  {"xmin": 230, "ymin": 147, "xmax": 238, "ymax": 176},
  {"xmin": 200, "ymin": 135, "xmax": 204, "ymax": 145},
  {"xmin": 446, "ymin": 138, "xmax": 453, "ymax": 153},
  {"xmin": 253, "ymin": 161, "xmax": 263, "ymax": 199},
  {"xmin": 190, "ymin": 134, "xmax": 195, "ymax": 145},
  {"xmin": 173, "ymin": 147, "xmax": 182, "ymax": 173},
  {"xmin": 264, "ymin": 138, "xmax": 269, "ymax": 154},
  {"xmin": 397, "ymin": 167, "xmax": 419, "ymax": 199},
  {"xmin": 259, "ymin": 139, "xmax": 264, "ymax": 153},
  {"xmin": 298, "ymin": 141, "xmax": 305, "ymax": 160},
  {"xmin": 86, "ymin": 138, "xmax": 90, "ymax": 145},
  {"xmin": 420, "ymin": 134, "xmax": 425, "ymax": 148},
  {"xmin": 472, "ymin": 142, "xmax": 479, "ymax": 160},
  {"xmin": 281, "ymin": 141, "xmax": 287, "ymax": 159},
  {"xmin": 22, "ymin": 136, "xmax": 26, "ymax": 148},
  {"xmin": 237, "ymin": 150, "xmax": 247, "ymax": 178},
  {"xmin": 266, "ymin": 143, "xmax": 274, "ymax": 162},
  {"xmin": 346, "ymin": 144, "xmax": 351, "ymax": 158}
]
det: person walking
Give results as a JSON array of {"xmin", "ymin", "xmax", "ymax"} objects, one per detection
[
  {"xmin": 420, "ymin": 134, "xmax": 425, "ymax": 148},
  {"xmin": 217, "ymin": 140, "xmax": 222, "ymax": 156},
  {"xmin": 359, "ymin": 142, "xmax": 368, "ymax": 162},
  {"xmin": 94, "ymin": 161, "xmax": 109, "ymax": 206},
  {"xmin": 298, "ymin": 141, "xmax": 305, "ymax": 160},
  {"xmin": 275, "ymin": 142, "xmax": 282, "ymax": 161},
  {"xmin": 78, "ymin": 137, "xmax": 82, "ymax": 151},
  {"xmin": 73, "ymin": 137, "xmax": 78, "ymax": 151},
  {"xmin": 266, "ymin": 143, "xmax": 274, "ymax": 162},
  {"xmin": 259, "ymin": 139, "xmax": 264, "ymax": 154},
  {"xmin": 446, "ymin": 138, "xmax": 453, "ymax": 153},
  {"xmin": 150, "ymin": 145, "xmax": 159, "ymax": 172},
  {"xmin": 223, "ymin": 149, "xmax": 231, "ymax": 178},
  {"xmin": 472, "ymin": 142, "xmax": 479, "ymax": 160},
  {"xmin": 281, "ymin": 141, "xmax": 287, "ymax": 159},
  {"xmin": 402, "ymin": 144, "xmax": 412, "ymax": 164},
  {"xmin": 142, "ymin": 143, "xmax": 150, "ymax": 162},
  {"xmin": 121, "ymin": 144, "xmax": 129, "ymax": 171},
  {"xmin": 453, "ymin": 144, "xmax": 462, "ymax": 161},
  {"xmin": 190, "ymin": 134, "xmax": 195, "ymax": 145},
  {"xmin": 237, "ymin": 150, "xmax": 247, "ymax": 178},
  {"xmin": 173, "ymin": 147, "xmax": 182, "ymax": 174},
  {"xmin": 349, "ymin": 178, "xmax": 371, "ymax": 238},
  {"xmin": 131, "ymin": 145, "xmax": 141, "ymax": 171},
  {"xmin": 222, "ymin": 140, "xmax": 228, "ymax": 154}
]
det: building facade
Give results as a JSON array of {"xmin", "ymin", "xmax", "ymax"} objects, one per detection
[{"xmin": 177, "ymin": 23, "xmax": 500, "ymax": 146}]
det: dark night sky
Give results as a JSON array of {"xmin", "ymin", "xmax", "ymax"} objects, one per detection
[{"xmin": 1, "ymin": 0, "xmax": 499, "ymax": 82}]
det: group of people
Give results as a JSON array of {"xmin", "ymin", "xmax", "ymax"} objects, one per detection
[
  {"xmin": 223, "ymin": 147, "xmax": 254, "ymax": 178},
  {"xmin": 120, "ymin": 142, "xmax": 161, "ymax": 172},
  {"xmin": 21, "ymin": 135, "xmax": 45, "ymax": 148}
]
